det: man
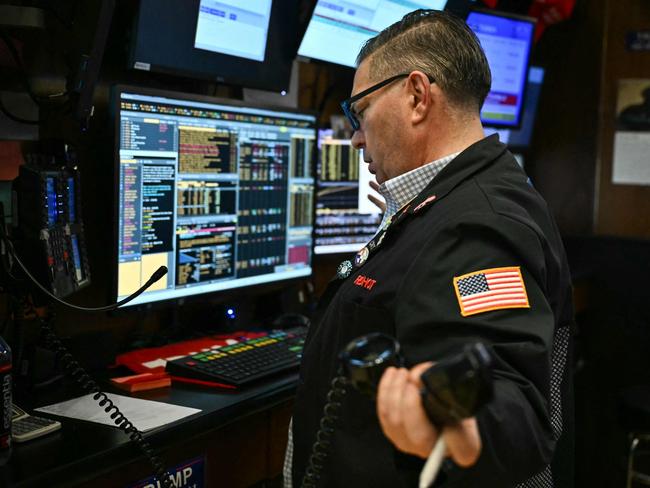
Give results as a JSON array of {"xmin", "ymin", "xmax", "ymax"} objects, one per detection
[{"xmin": 287, "ymin": 9, "xmax": 574, "ymax": 488}]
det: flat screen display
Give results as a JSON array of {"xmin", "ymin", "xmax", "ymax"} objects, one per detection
[
  {"xmin": 484, "ymin": 66, "xmax": 544, "ymax": 149},
  {"xmin": 314, "ymin": 130, "xmax": 382, "ymax": 255},
  {"xmin": 114, "ymin": 87, "xmax": 316, "ymax": 306},
  {"xmin": 194, "ymin": 0, "xmax": 273, "ymax": 62},
  {"xmin": 467, "ymin": 10, "xmax": 535, "ymax": 128},
  {"xmin": 130, "ymin": 0, "xmax": 297, "ymax": 92},
  {"xmin": 297, "ymin": 0, "xmax": 448, "ymax": 68}
]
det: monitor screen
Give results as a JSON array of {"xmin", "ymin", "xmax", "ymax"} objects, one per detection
[
  {"xmin": 314, "ymin": 130, "xmax": 383, "ymax": 255},
  {"xmin": 466, "ymin": 10, "xmax": 535, "ymax": 128},
  {"xmin": 114, "ymin": 87, "xmax": 316, "ymax": 306},
  {"xmin": 297, "ymin": 0, "xmax": 448, "ymax": 68},
  {"xmin": 129, "ymin": 0, "xmax": 297, "ymax": 92},
  {"xmin": 194, "ymin": 0, "xmax": 273, "ymax": 62},
  {"xmin": 484, "ymin": 65, "xmax": 545, "ymax": 149}
]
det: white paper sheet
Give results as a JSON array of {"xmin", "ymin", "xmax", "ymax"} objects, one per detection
[
  {"xmin": 35, "ymin": 393, "xmax": 201, "ymax": 432},
  {"xmin": 612, "ymin": 131, "xmax": 650, "ymax": 185}
]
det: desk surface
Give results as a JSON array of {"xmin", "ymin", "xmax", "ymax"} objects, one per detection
[{"xmin": 1, "ymin": 373, "xmax": 298, "ymax": 487}]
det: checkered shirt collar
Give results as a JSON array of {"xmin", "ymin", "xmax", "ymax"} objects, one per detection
[{"xmin": 378, "ymin": 152, "xmax": 460, "ymax": 226}]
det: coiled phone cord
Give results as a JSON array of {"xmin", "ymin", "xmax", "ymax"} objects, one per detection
[
  {"xmin": 38, "ymin": 305, "xmax": 172, "ymax": 488},
  {"xmin": 0, "ymin": 224, "xmax": 172, "ymax": 487},
  {"xmin": 301, "ymin": 371, "xmax": 349, "ymax": 488}
]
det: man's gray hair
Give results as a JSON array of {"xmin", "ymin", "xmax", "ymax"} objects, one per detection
[{"xmin": 356, "ymin": 9, "xmax": 491, "ymax": 112}]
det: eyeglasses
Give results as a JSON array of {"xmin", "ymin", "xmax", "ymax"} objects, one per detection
[
  {"xmin": 340, "ymin": 72, "xmax": 435, "ymax": 131},
  {"xmin": 340, "ymin": 73, "xmax": 409, "ymax": 131}
]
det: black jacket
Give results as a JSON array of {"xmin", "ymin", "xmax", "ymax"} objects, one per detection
[{"xmin": 292, "ymin": 135, "xmax": 574, "ymax": 488}]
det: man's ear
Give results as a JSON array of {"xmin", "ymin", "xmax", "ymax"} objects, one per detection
[{"xmin": 407, "ymin": 71, "xmax": 434, "ymax": 124}]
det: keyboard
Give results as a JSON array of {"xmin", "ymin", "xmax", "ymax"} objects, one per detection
[{"xmin": 165, "ymin": 327, "xmax": 308, "ymax": 387}]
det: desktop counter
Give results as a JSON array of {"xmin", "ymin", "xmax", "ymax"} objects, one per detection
[{"xmin": 1, "ymin": 373, "xmax": 297, "ymax": 487}]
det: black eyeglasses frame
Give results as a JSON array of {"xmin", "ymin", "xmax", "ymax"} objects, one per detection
[{"xmin": 340, "ymin": 72, "xmax": 434, "ymax": 130}]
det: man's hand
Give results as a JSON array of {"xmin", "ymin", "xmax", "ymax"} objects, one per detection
[
  {"xmin": 368, "ymin": 180, "xmax": 386, "ymax": 213},
  {"xmin": 376, "ymin": 363, "xmax": 482, "ymax": 467}
]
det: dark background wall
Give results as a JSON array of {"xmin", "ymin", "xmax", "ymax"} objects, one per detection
[
  {"xmin": 595, "ymin": 1, "xmax": 650, "ymax": 237},
  {"xmin": 525, "ymin": 0, "xmax": 604, "ymax": 236}
]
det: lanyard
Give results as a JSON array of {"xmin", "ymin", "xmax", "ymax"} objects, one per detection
[
  {"xmin": 334, "ymin": 192, "xmax": 439, "ymax": 280},
  {"xmin": 335, "ymin": 198, "xmax": 417, "ymax": 280}
]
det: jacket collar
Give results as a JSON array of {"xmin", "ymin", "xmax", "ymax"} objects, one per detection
[
  {"xmin": 404, "ymin": 133, "xmax": 507, "ymax": 217},
  {"xmin": 333, "ymin": 134, "xmax": 508, "ymax": 281}
]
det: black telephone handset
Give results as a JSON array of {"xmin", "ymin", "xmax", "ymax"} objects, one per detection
[
  {"xmin": 340, "ymin": 333, "xmax": 493, "ymax": 425},
  {"xmin": 419, "ymin": 342, "xmax": 494, "ymax": 426},
  {"xmin": 302, "ymin": 333, "xmax": 494, "ymax": 488},
  {"xmin": 339, "ymin": 332, "xmax": 403, "ymax": 396}
]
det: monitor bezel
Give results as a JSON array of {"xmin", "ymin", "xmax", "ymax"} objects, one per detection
[
  {"xmin": 296, "ymin": 1, "xmax": 449, "ymax": 70},
  {"xmin": 111, "ymin": 84, "xmax": 318, "ymax": 309},
  {"xmin": 128, "ymin": 0, "xmax": 299, "ymax": 93},
  {"xmin": 484, "ymin": 65, "xmax": 545, "ymax": 151},
  {"xmin": 468, "ymin": 7, "xmax": 536, "ymax": 129}
]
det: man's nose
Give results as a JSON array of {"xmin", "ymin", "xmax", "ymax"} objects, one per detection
[{"xmin": 351, "ymin": 129, "xmax": 364, "ymax": 150}]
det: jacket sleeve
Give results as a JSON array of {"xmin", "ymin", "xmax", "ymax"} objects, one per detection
[{"xmin": 393, "ymin": 212, "xmax": 557, "ymax": 487}]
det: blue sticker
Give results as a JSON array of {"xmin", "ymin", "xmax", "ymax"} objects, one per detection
[{"xmin": 127, "ymin": 456, "xmax": 205, "ymax": 488}]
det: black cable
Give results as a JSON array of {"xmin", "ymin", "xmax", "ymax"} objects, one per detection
[
  {"xmin": 0, "ymin": 94, "xmax": 41, "ymax": 125},
  {"xmin": 1, "ymin": 234, "xmax": 167, "ymax": 312},
  {"xmin": 0, "ymin": 205, "xmax": 22, "ymax": 286},
  {"xmin": 11, "ymin": 295, "xmax": 30, "ymax": 381},
  {"xmin": 0, "ymin": 29, "xmax": 70, "ymax": 106},
  {"xmin": 0, "ymin": 215, "xmax": 171, "ymax": 485},
  {"xmin": 36, "ymin": 305, "xmax": 172, "ymax": 488},
  {"xmin": 301, "ymin": 371, "xmax": 349, "ymax": 488},
  {"xmin": 0, "ymin": 232, "xmax": 22, "ymax": 284},
  {"xmin": 42, "ymin": 3, "xmax": 77, "ymax": 30},
  {"xmin": 0, "ymin": 295, "xmax": 11, "ymax": 336}
]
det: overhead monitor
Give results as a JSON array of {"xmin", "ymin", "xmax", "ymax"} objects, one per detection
[
  {"xmin": 114, "ymin": 86, "xmax": 316, "ymax": 306},
  {"xmin": 194, "ymin": 0, "xmax": 273, "ymax": 62},
  {"xmin": 297, "ymin": 0, "xmax": 448, "ymax": 68},
  {"xmin": 129, "ymin": 0, "xmax": 297, "ymax": 92},
  {"xmin": 484, "ymin": 66, "xmax": 545, "ymax": 149},
  {"xmin": 314, "ymin": 130, "xmax": 383, "ymax": 255},
  {"xmin": 466, "ymin": 10, "xmax": 535, "ymax": 128}
]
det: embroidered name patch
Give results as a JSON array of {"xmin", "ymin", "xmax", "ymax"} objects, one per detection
[
  {"xmin": 453, "ymin": 266, "xmax": 529, "ymax": 317},
  {"xmin": 354, "ymin": 275, "xmax": 376, "ymax": 290}
]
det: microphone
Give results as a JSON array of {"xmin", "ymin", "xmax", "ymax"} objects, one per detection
[
  {"xmin": 1, "ymin": 231, "xmax": 168, "ymax": 312},
  {"xmin": 147, "ymin": 266, "xmax": 168, "ymax": 285},
  {"xmin": 102, "ymin": 265, "xmax": 168, "ymax": 311}
]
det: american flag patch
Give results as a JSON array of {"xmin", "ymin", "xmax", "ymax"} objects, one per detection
[{"xmin": 453, "ymin": 266, "xmax": 529, "ymax": 317}]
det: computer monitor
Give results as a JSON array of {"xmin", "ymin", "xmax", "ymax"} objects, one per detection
[
  {"xmin": 314, "ymin": 130, "xmax": 382, "ymax": 255},
  {"xmin": 194, "ymin": 0, "xmax": 273, "ymax": 62},
  {"xmin": 114, "ymin": 86, "xmax": 316, "ymax": 306},
  {"xmin": 129, "ymin": 0, "xmax": 297, "ymax": 92},
  {"xmin": 484, "ymin": 66, "xmax": 545, "ymax": 149},
  {"xmin": 297, "ymin": 0, "xmax": 448, "ymax": 68},
  {"xmin": 466, "ymin": 10, "xmax": 535, "ymax": 128}
]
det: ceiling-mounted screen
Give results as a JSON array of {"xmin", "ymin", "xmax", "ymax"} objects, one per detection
[
  {"xmin": 466, "ymin": 10, "xmax": 535, "ymax": 128},
  {"xmin": 485, "ymin": 66, "xmax": 545, "ymax": 149},
  {"xmin": 194, "ymin": 0, "xmax": 273, "ymax": 61},
  {"xmin": 297, "ymin": 0, "xmax": 448, "ymax": 68},
  {"xmin": 129, "ymin": 0, "xmax": 297, "ymax": 92}
]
